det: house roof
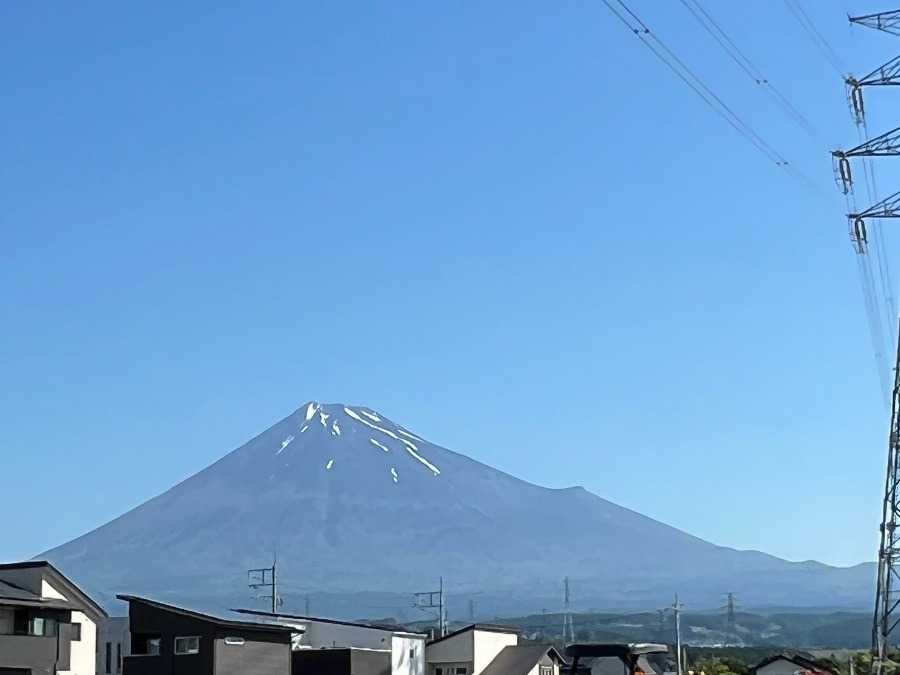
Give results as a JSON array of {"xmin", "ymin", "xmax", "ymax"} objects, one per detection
[
  {"xmin": 480, "ymin": 645, "xmax": 563, "ymax": 675},
  {"xmin": 0, "ymin": 561, "xmax": 106, "ymax": 621},
  {"xmin": 232, "ymin": 608, "xmax": 426, "ymax": 638},
  {"xmin": 426, "ymin": 623, "xmax": 520, "ymax": 645},
  {"xmin": 118, "ymin": 596, "xmax": 298, "ymax": 634},
  {"xmin": 753, "ymin": 654, "xmax": 839, "ymax": 675},
  {"xmin": 0, "ymin": 578, "xmax": 75, "ymax": 612}
]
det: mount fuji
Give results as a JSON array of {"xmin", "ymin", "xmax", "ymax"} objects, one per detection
[{"xmin": 41, "ymin": 402, "xmax": 873, "ymax": 617}]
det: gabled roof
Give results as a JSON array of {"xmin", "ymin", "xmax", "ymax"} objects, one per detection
[
  {"xmin": 232, "ymin": 608, "xmax": 426, "ymax": 638},
  {"xmin": 753, "ymin": 654, "xmax": 839, "ymax": 675},
  {"xmin": 118, "ymin": 596, "xmax": 298, "ymax": 634},
  {"xmin": 0, "ymin": 560, "xmax": 106, "ymax": 621},
  {"xmin": 481, "ymin": 645, "xmax": 564, "ymax": 675},
  {"xmin": 426, "ymin": 623, "xmax": 520, "ymax": 645}
]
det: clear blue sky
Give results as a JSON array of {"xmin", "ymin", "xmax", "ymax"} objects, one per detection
[{"xmin": 1, "ymin": 1, "xmax": 896, "ymax": 568}]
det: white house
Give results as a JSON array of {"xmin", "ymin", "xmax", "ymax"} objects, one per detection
[
  {"xmin": 233, "ymin": 609, "xmax": 427, "ymax": 675},
  {"xmin": 425, "ymin": 624, "xmax": 521, "ymax": 675},
  {"xmin": 0, "ymin": 560, "xmax": 107, "ymax": 675}
]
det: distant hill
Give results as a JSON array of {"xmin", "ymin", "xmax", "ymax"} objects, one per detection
[
  {"xmin": 465, "ymin": 610, "xmax": 872, "ymax": 649},
  {"xmin": 41, "ymin": 402, "xmax": 876, "ymax": 617}
]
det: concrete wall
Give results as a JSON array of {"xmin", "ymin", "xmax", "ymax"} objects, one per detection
[
  {"xmin": 44, "ymin": 577, "xmax": 98, "ymax": 675},
  {"xmin": 391, "ymin": 635, "xmax": 425, "ymax": 675},
  {"xmin": 471, "ymin": 631, "xmax": 518, "ymax": 675},
  {"xmin": 425, "ymin": 631, "xmax": 473, "ymax": 668},
  {"xmin": 214, "ymin": 636, "xmax": 290, "ymax": 675},
  {"xmin": 97, "ymin": 617, "xmax": 130, "ymax": 675}
]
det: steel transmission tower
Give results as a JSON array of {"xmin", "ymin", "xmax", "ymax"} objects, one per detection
[
  {"xmin": 843, "ymin": 11, "xmax": 900, "ymax": 675},
  {"xmin": 724, "ymin": 593, "xmax": 737, "ymax": 646}
]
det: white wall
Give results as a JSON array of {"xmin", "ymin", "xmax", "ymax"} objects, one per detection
[
  {"xmin": 293, "ymin": 618, "xmax": 425, "ymax": 675},
  {"xmin": 392, "ymin": 635, "xmax": 425, "ymax": 675},
  {"xmin": 472, "ymin": 630, "xmax": 518, "ymax": 675},
  {"xmin": 425, "ymin": 628, "xmax": 519, "ymax": 675},
  {"xmin": 43, "ymin": 578, "xmax": 98, "ymax": 675}
]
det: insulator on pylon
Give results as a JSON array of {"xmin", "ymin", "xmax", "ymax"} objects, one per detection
[
  {"xmin": 836, "ymin": 155, "xmax": 853, "ymax": 194},
  {"xmin": 857, "ymin": 219, "xmax": 868, "ymax": 245},
  {"xmin": 850, "ymin": 83, "xmax": 866, "ymax": 124}
]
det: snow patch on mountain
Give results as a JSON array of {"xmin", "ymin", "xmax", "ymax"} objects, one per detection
[
  {"xmin": 344, "ymin": 407, "xmax": 440, "ymax": 475},
  {"xmin": 277, "ymin": 436, "xmax": 294, "ymax": 455},
  {"xmin": 370, "ymin": 439, "xmax": 390, "ymax": 452}
]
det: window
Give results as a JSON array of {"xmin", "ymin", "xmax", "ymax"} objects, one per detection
[
  {"xmin": 31, "ymin": 617, "xmax": 58, "ymax": 637},
  {"xmin": 117, "ymin": 642, "xmax": 122, "ymax": 673},
  {"xmin": 224, "ymin": 637, "xmax": 245, "ymax": 645},
  {"xmin": 132, "ymin": 634, "xmax": 162, "ymax": 656},
  {"xmin": 540, "ymin": 667, "xmax": 552, "ymax": 675},
  {"xmin": 70, "ymin": 622, "xmax": 81, "ymax": 641},
  {"xmin": 410, "ymin": 648, "xmax": 415, "ymax": 659},
  {"xmin": 105, "ymin": 642, "xmax": 112, "ymax": 674},
  {"xmin": 175, "ymin": 636, "xmax": 201, "ymax": 655}
]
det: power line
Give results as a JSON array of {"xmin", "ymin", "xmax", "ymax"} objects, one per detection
[
  {"xmin": 676, "ymin": 0, "xmax": 830, "ymax": 145},
  {"xmin": 599, "ymin": 0, "xmax": 823, "ymax": 196},
  {"xmin": 782, "ymin": 0, "xmax": 847, "ymax": 76}
]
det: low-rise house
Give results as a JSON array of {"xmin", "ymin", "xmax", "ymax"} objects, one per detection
[
  {"xmin": 479, "ymin": 644, "xmax": 565, "ymax": 675},
  {"xmin": 117, "ymin": 595, "xmax": 297, "ymax": 675},
  {"xmin": 563, "ymin": 643, "xmax": 669, "ymax": 675},
  {"xmin": 424, "ymin": 624, "xmax": 521, "ymax": 675},
  {"xmin": 0, "ymin": 560, "xmax": 106, "ymax": 675},
  {"xmin": 234, "ymin": 609, "xmax": 426, "ymax": 675},
  {"xmin": 752, "ymin": 654, "xmax": 840, "ymax": 675}
]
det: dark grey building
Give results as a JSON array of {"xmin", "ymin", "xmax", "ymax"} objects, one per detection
[
  {"xmin": 0, "ymin": 560, "xmax": 105, "ymax": 675},
  {"xmin": 117, "ymin": 595, "xmax": 295, "ymax": 675}
]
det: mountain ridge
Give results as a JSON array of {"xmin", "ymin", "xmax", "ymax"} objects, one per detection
[{"xmin": 40, "ymin": 401, "xmax": 875, "ymax": 617}]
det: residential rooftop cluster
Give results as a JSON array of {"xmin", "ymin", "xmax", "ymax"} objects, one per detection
[{"xmin": 0, "ymin": 560, "xmax": 842, "ymax": 675}]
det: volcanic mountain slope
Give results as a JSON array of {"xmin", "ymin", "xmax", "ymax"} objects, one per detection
[{"xmin": 41, "ymin": 402, "xmax": 873, "ymax": 615}]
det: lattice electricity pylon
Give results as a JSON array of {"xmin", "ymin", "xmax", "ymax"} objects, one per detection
[
  {"xmin": 851, "ymin": 10, "xmax": 900, "ymax": 36},
  {"xmin": 833, "ymin": 126, "xmax": 900, "ymax": 193},
  {"xmin": 848, "ymin": 189, "xmax": 900, "ymax": 253},
  {"xmin": 847, "ymin": 55, "xmax": 900, "ymax": 125},
  {"xmin": 872, "ymin": 324, "xmax": 900, "ymax": 675}
]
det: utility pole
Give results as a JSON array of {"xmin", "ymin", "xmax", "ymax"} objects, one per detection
[
  {"xmin": 469, "ymin": 600, "xmax": 475, "ymax": 622},
  {"xmin": 248, "ymin": 558, "xmax": 280, "ymax": 613},
  {"xmin": 674, "ymin": 596, "xmax": 683, "ymax": 675},
  {"xmin": 563, "ymin": 576, "xmax": 574, "ymax": 644},
  {"xmin": 414, "ymin": 577, "xmax": 445, "ymax": 636},
  {"xmin": 840, "ymin": 11, "xmax": 900, "ymax": 675},
  {"xmin": 660, "ymin": 596, "xmax": 683, "ymax": 675},
  {"xmin": 305, "ymin": 596, "xmax": 310, "ymax": 616}
]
